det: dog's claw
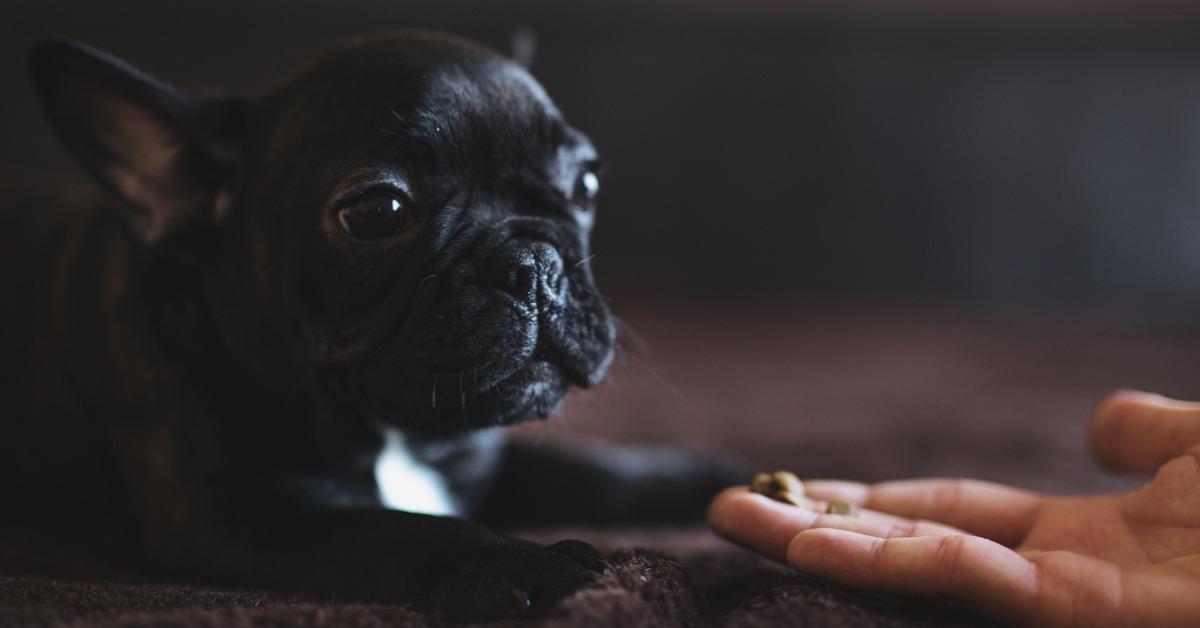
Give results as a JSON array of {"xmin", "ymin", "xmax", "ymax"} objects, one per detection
[{"xmin": 548, "ymin": 538, "xmax": 611, "ymax": 575}]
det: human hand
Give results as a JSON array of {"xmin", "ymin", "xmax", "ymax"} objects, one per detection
[{"xmin": 709, "ymin": 391, "xmax": 1200, "ymax": 627}]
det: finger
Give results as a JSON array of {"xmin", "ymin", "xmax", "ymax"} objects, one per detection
[
  {"xmin": 787, "ymin": 530, "xmax": 1038, "ymax": 625},
  {"xmin": 799, "ymin": 496, "xmax": 968, "ymax": 537},
  {"xmin": 708, "ymin": 488, "xmax": 963, "ymax": 563},
  {"xmin": 1089, "ymin": 390, "xmax": 1200, "ymax": 474},
  {"xmin": 807, "ymin": 512, "xmax": 963, "ymax": 539},
  {"xmin": 801, "ymin": 479, "xmax": 869, "ymax": 503},
  {"xmin": 805, "ymin": 478, "xmax": 1039, "ymax": 546},
  {"xmin": 709, "ymin": 487, "xmax": 814, "ymax": 561}
]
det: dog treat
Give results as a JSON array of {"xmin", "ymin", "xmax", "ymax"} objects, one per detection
[
  {"xmin": 750, "ymin": 470, "xmax": 804, "ymax": 506},
  {"xmin": 825, "ymin": 499, "xmax": 859, "ymax": 516}
]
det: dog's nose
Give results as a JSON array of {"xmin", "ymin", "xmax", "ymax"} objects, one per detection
[{"xmin": 487, "ymin": 241, "xmax": 565, "ymax": 303}]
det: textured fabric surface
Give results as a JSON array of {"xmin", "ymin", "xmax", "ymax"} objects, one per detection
[{"xmin": 5, "ymin": 302, "xmax": 1198, "ymax": 627}]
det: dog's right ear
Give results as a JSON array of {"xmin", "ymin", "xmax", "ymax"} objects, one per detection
[{"xmin": 30, "ymin": 37, "xmax": 247, "ymax": 243}]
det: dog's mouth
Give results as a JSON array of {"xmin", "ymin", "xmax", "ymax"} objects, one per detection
[
  {"xmin": 358, "ymin": 344, "xmax": 591, "ymax": 436},
  {"xmin": 395, "ymin": 307, "xmax": 609, "ymax": 432},
  {"xmin": 466, "ymin": 358, "xmax": 570, "ymax": 426}
]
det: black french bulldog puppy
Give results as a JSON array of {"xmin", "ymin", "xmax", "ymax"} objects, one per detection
[{"xmin": 0, "ymin": 31, "xmax": 739, "ymax": 620}]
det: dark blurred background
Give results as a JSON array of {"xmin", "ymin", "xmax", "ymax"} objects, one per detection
[
  {"xmin": 7, "ymin": 1, "xmax": 1200, "ymax": 316},
  {"xmin": 6, "ymin": 1, "xmax": 1200, "ymax": 490}
]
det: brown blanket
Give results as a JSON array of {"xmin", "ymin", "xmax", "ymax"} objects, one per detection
[{"xmin": 5, "ymin": 302, "xmax": 1197, "ymax": 627}]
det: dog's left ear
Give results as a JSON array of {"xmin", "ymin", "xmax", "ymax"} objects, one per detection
[{"xmin": 30, "ymin": 37, "xmax": 247, "ymax": 243}]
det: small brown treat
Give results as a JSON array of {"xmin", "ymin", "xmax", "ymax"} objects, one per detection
[
  {"xmin": 825, "ymin": 499, "xmax": 859, "ymax": 516},
  {"xmin": 750, "ymin": 470, "xmax": 804, "ymax": 506}
]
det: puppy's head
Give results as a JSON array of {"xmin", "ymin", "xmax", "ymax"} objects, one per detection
[{"xmin": 31, "ymin": 32, "xmax": 614, "ymax": 436}]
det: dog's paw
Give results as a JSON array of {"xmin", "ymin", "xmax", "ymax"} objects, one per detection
[{"xmin": 431, "ymin": 538, "xmax": 608, "ymax": 621}]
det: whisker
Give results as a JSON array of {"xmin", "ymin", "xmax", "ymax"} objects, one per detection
[
  {"xmin": 417, "ymin": 274, "xmax": 439, "ymax": 293},
  {"xmin": 388, "ymin": 103, "xmax": 404, "ymax": 122},
  {"xmin": 629, "ymin": 351, "xmax": 686, "ymax": 400},
  {"xmin": 458, "ymin": 369, "xmax": 468, "ymax": 429},
  {"xmin": 612, "ymin": 315, "xmax": 651, "ymax": 356}
]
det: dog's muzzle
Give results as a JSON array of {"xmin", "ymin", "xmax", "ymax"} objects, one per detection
[{"xmin": 343, "ymin": 217, "xmax": 613, "ymax": 433}]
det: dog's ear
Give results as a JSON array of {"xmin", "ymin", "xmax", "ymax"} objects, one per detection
[{"xmin": 30, "ymin": 37, "xmax": 246, "ymax": 243}]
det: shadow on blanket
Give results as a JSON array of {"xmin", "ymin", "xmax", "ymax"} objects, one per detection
[{"xmin": 7, "ymin": 301, "xmax": 1198, "ymax": 627}]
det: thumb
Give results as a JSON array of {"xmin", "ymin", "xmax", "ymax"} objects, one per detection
[{"xmin": 1089, "ymin": 390, "xmax": 1200, "ymax": 474}]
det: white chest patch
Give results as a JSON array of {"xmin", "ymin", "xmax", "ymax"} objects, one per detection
[{"xmin": 374, "ymin": 428, "xmax": 459, "ymax": 516}]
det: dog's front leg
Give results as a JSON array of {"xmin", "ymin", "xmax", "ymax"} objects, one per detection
[
  {"xmin": 474, "ymin": 438, "xmax": 747, "ymax": 526},
  {"xmin": 116, "ymin": 428, "xmax": 606, "ymax": 620}
]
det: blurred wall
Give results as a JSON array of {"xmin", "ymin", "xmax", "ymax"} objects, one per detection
[{"xmin": 5, "ymin": 1, "xmax": 1200, "ymax": 315}]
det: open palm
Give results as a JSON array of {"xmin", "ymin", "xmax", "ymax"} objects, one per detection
[{"xmin": 709, "ymin": 391, "xmax": 1200, "ymax": 627}]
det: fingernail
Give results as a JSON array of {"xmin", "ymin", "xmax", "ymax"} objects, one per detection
[{"xmin": 1114, "ymin": 389, "xmax": 1166, "ymax": 403}]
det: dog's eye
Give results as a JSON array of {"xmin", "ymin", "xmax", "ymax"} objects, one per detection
[
  {"xmin": 337, "ymin": 194, "xmax": 407, "ymax": 239},
  {"xmin": 572, "ymin": 170, "xmax": 600, "ymax": 205}
]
